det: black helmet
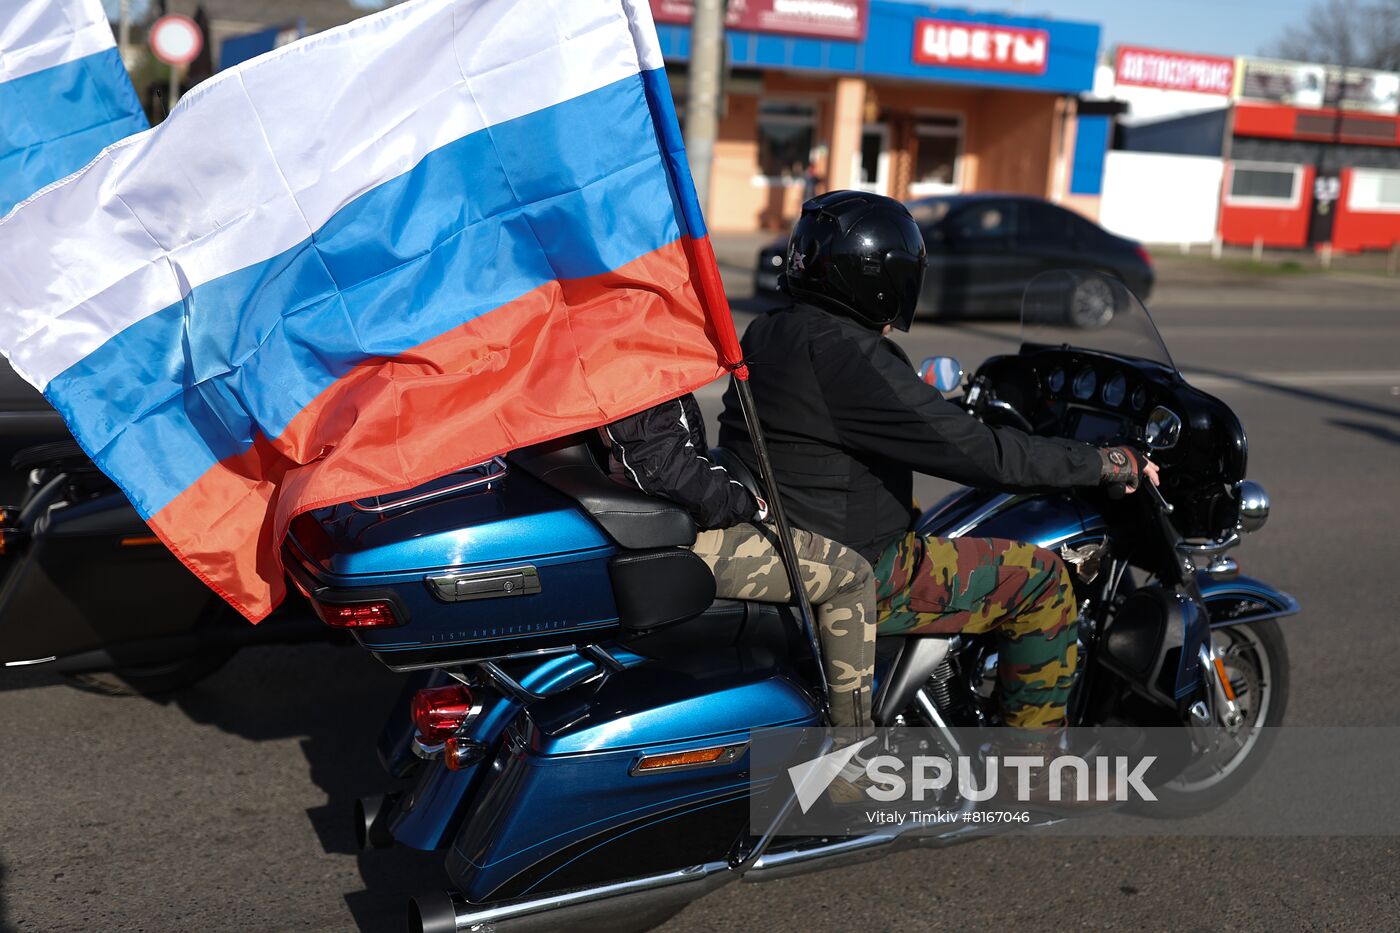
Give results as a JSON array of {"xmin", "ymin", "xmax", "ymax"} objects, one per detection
[{"xmin": 783, "ymin": 190, "xmax": 928, "ymax": 331}]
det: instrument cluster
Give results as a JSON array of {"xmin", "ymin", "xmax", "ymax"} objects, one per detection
[
  {"xmin": 1043, "ymin": 361, "xmax": 1151, "ymax": 415},
  {"xmin": 973, "ymin": 346, "xmax": 1249, "ymax": 541}
]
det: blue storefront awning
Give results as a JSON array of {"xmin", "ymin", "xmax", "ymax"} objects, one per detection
[{"xmin": 655, "ymin": 1, "xmax": 1100, "ymax": 96}]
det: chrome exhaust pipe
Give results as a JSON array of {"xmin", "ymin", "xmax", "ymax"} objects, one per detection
[
  {"xmin": 409, "ymin": 822, "xmax": 988, "ymax": 932},
  {"xmin": 409, "ymin": 861, "xmax": 732, "ymax": 933}
]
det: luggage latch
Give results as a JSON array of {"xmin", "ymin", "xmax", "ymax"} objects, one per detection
[{"xmin": 425, "ymin": 565, "xmax": 541, "ymax": 602}]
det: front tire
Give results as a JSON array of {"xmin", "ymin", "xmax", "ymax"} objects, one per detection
[
  {"xmin": 1131, "ymin": 619, "xmax": 1290, "ymax": 818},
  {"xmin": 1069, "ymin": 275, "xmax": 1118, "ymax": 329}
]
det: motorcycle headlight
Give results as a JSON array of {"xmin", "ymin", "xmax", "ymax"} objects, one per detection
[{"xmin": 1237, "ymin": 480, "xmax": 1269, "ymax": 533}]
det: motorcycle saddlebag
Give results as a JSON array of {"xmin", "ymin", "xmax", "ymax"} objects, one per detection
[
  {"xmin": 0, "ymin": 489, "xmax": 215, "ymax": 668},
  {"xmin": 284, "ymin": 458, "xmax": 626, "ymax": 668},
  {"xmin": 444, "ymin": 644, "xmax": 820, "ymax": 902}
]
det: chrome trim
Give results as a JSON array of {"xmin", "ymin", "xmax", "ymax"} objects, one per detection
[
  {"xmin": 425, "ymin": 565, "xmax": 540, "ymax": 602},
  {"xmin": 1177, "ymin": 532, "xmax": 1240, "ymax": 556},
  {"xmin": 1205, "ymin": 556, "xmax": 1239, "ymax": 579},
  {"xmin": 411, "ymin": 736, "xmax": 444, "ymax": 761},
  {"xmin": 579, "ymin": 644, "xmax": 625, "ymax": 672},
  {"xmin": 985, "ymin": 399, "xmax": 1033, "ymax": 431},
  {"xmin": 914, "ymin": 688, "xmax": 964, "ymax": 757},
  {"xmin": 445, "ymin": 739, "xmax": 488, "ymax": 769},
  {"xmin": 628, "ymin": 742, "xmax": 748, "ymax": 776},
  {"xmin": 4, "ymin": 655, "xmax": 57, "ymax": 667},
  {"xmin": 430, "ymin": 861, "xmax": 732, "ymax": 932},
  {"xmin": 351, "ymin": 458, "xmax": 507, "ymax": 513},
  {"xmin": 479, "ymin": 661, "xmax": 548, "ymax": 702},
  {"xmin": 1144, "ymin": 478, "xmax": 1175, "ymax": 515},
  {"xmin": 1145, "ymin": 406, "xmax": 1182, "ymax": 450},
  {"xmin": 1236, "ymin": 480, "xmax": 1270, "ymax": 533}
]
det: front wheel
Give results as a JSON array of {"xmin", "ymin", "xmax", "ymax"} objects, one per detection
[
  {"xmin": 1069, "ymin": 275, "xmax": 1118, "ymax": 329},
  {"xmin": 1131, "ymin": 619, "xmax": 1290, "ymax": 818}
]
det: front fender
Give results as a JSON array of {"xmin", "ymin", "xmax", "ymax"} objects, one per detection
[{"xmin": 1197, "ymin": 572, "xmax": 1300, "ymax": 628}]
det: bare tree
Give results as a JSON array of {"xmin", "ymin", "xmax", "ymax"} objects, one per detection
[{"xmin": 1269, "ymin": 0, "xmax": 1400, "ymax": 69}]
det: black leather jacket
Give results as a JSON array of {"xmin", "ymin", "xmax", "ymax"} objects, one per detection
[
  {"xmin": 717, "ymin": 302, "xmax": 1103, "ymax": 562},
  {"xmin": 602, "ymin": 393, "xmax": 758, "ymax": 531}
]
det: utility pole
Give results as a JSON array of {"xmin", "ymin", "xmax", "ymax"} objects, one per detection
[
  {"xmin": 685, "ymin": 0, "xmax": 725, "ymax": 217},
  {"xmin": 118, "ymin": 0, "xmax": 131, "ymax": 62}
]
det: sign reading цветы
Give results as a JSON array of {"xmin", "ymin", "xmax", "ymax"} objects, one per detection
[
  {"xmin": 1116, "ymin": 45, "xmax": 1235, "ymax": 95},
  {"xmin": 912, "ymin": 19, "xmax": 1048, "ymax": 75}
]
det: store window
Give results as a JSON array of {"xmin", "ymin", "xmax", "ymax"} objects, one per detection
[
  {"xmin": 757, "ymin": 100, "xmax": 817, "ymax": 181},
  {"xmin": 911, "ymin": 114, "xmax": 963, "ymax": 195},
  {"xmin": 1347, "ymin": 168, "xmax": 1400, "ymax": 213},
  {"xmin": 1226, "ymin": 163, "xmax": 1303, "ymax": 206}
]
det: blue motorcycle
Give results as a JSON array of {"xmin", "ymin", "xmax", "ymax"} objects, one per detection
[{"xmin": 283, "ymin": 272, "xmax": 1296, "ymax": 931}]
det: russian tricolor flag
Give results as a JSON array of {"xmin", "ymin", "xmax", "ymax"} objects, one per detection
[
  {"xmin": 1, "ymin": 0, "xmax": 148, "ymax": 215},
  {"xmin": 0, "ymin": 0, "xmax": 741, "ymax": 621}
]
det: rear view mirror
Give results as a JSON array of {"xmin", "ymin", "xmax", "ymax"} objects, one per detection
[{"xmin": 918, "ymin": 356, "xmax": 963, "ymax": 393}]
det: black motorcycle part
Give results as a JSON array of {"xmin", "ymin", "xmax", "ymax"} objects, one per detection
[
  {"xmin": 510, "ymin": 435, "xmax": 697, "ymax": 549},
  {"xmin": 871, "ymin": 635, "xmax": 954, "ymax": 725},
  {"xmin": 354, "ymin": 793, "xmax": 400, "ymax": 850},
  {"xmin": 1098, "ymin": 586, "xmax": 1208, "ymax": 708},
  {"xmin": 407, "ymin": 890, "xmax": 464, "ymax": 933},
  {"xmin": 0, "ymin": 488, "xmax": 217, "ymax": 666},
  {"xmin": 608, "ymin": 547, "xmax": 716, "ymax": 633}
]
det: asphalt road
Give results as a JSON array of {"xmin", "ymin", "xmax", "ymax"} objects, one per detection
[{"xmin": 0, "ymin": 256, "xmax": 1397, "ymax": 932}]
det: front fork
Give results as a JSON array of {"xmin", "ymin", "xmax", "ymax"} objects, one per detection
[{"xmin": 1193, "ymin": 639, "xmax": 1245, "ymax": 731}]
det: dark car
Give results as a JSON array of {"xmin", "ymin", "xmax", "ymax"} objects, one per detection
[{"xmin": 755, "ymin": 193, "xmax": 1154, "ymax": 325}]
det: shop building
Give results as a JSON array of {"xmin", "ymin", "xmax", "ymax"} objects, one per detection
[
  {"xmin": 650, "ymin": 1, "xmax": 1101, "ymax": 231},
  {"xmin": 1087, "ymin": 45, "xmax": 1400, "ymax": 253}
]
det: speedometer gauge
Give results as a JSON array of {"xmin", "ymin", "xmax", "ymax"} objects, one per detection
[
  {"xmin": 1101, "ymin": 373, "xmax": 1126, "ymax": 407},
  {"xmin": 1072, "ymin": 367, "xmax": 1097, "ymax": 400},
  {"xmin": 1046, "ymin": 367, "xmax": 1065, "ymax": 394},
  {"xmin": 1131, "ymin": 386, "xmax": 1148, "ymax": 411}
]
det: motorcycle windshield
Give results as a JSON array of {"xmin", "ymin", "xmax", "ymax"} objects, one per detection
[{"xmin": 1020, "ymin": 270, "xmax": 1175, "ymax": 371}]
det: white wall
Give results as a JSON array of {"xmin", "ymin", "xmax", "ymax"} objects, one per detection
[
  {"xmin": 1092, "ymin": 63, "xmax": 1231, "ymax": 127},
  {"xmin": 1099, "ymin": 151, "xmax": 1223, "ymax": 245}
]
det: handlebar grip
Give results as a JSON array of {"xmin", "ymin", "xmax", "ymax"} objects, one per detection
[{"xmin": 1105, "ymin": 483, "xmax": 1127, "ymax": 502}]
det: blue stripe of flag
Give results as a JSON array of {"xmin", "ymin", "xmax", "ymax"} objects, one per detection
[
  {"xmin": 47, "ymin": 68, "xmax": 692, "ymax": 520},
  {"xmin": 0, "ymin": 47, "xmax": 148, "ymax": 216}
]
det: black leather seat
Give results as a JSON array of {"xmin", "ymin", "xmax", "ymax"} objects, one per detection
[{"xmin": 508, "ymin": 434, "xmax": 697, "ymax": 549}]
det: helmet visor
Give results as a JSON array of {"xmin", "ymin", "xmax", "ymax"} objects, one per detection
[{"xmin": 885, "ymin": 249, "xmax": 927, "ymax": 331}]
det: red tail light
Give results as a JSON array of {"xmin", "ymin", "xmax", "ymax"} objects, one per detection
[
  {"xmin": 412, "ymin": 685, "xmax": 477, "ymax": 744},
  {"xmin": 313, "ymin": 599, "xmax": 401, "ymax": 628},
  {"xmin": 1134, "ymin": 244, "xmax": 1153, "ymax": 267}
]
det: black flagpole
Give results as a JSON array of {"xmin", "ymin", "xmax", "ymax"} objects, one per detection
[{"xmin": 731, "ymin": 373, "xmax": 830, "ymax": 720}]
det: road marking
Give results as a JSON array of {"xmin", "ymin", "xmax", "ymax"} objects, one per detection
[{"xmin": 1182, "ymin": 370, "xmax": 1400, "ymax": 390}]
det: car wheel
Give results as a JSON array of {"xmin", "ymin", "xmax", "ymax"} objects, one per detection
[{"xmin": 1069, "ymin": 276, "xmax": 1117, "ymax": 329}]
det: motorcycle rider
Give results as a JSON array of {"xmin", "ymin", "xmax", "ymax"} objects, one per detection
[
  {"xmin": 717, "ymin": 190, "xmax": 1159, "ymax": 731},
  {"xmin": 601, "ymin": 394, "xmax": 877, "ymax": 731}
]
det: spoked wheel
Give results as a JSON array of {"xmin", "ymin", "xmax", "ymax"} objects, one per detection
[
  {"xmin": 1069, "ymin": 276, "xmax": 1118, "ymax": 329},
  {"xmin": 1132, "ymin": 620, "xmax": 1290, "ymax": 817}
]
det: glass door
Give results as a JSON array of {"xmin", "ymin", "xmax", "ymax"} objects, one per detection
[{"xmin": 852, "ymin": 124, "xmax": 890, "ymax": 195}]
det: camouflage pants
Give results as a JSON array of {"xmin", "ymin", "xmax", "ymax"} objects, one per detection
[
  {"xmin": 691, "ymin": 524, "xmax": 877, "ymax": 729},
  {"xmin": 874, "ymin": 533, "xmax": 1078, "ymax": 730}
]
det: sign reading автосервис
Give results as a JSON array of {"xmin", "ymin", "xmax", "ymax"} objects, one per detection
[
  {"xmin": 912, "ymin": 19, "xmax": 1049, "ymax": 75},
  {"xmin": 1115, "ymin": 45, "xmax": 1234, "ymax": 95}
]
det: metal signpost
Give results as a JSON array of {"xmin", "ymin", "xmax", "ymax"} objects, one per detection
[{"xmin": 148, "ymin": 14, "xmax": 204, "ymax": 109}]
